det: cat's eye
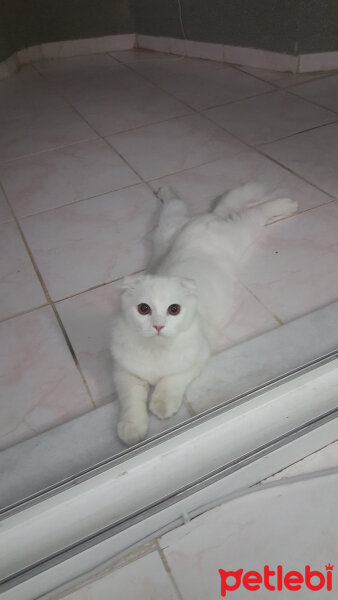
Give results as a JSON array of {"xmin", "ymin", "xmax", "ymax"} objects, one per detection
[
  {"xmin": 137, "ymin": 303, "xmax": 151, "ymax": 315},
  {"xmin": 168, "ymin": 304, "xmax": 181, "ymax": 316}
]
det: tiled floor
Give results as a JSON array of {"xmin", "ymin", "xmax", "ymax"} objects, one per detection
[{"xmin": 1, "ymin": 49, "xmax": 338, "ymax": 451}]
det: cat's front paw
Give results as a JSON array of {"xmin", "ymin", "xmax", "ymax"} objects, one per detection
[
  {"xmin": 117, "ymin": 417, "xmax": 148, "ymax": 446},
  {"xmin": 149, "ymin": 386, "xmax": 183, "ymax": 419}
]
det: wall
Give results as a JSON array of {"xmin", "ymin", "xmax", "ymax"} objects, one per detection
[
  {"xmin": 0, "ymin": 0, "xmax": 134, "ymax": 62},
  {"xmin": 1, "ymin": 0, "xmax": 337, "ymax": 64},
  {"xmin": 133, "ymin": 0, "xmax": 338, "ymax": 55}
]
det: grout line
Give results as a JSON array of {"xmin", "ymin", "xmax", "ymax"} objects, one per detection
[
  {"xmin": 0, "ymin": 134, "xmax": 99, "ymax": 166},
  {"xmin": 4, "ymin": 54, "xmax": 336, "ymax": 208},
  {"xmin": 49, "ymin": 541, "xmax": 159, "ymax": 600},
  {"xmin": 286, "ymin": 87, "xmax": 338, "ymax": 115},
  {"xmin": 256, "ymin": 117, "xmax": 338, "ymax": 146},
  {"xmin": 156, "ymin": 540, "xmax": 185, "ymax": 600},
  {"xmin": 0, "ymin": 179, "xmax": 97, "ymax": 409},
  {"xmin": 15, "ymin": 181, "xmax": 144, "ymax": 220},
  {"xmin": 109, "ymin": 51, "xmax": 338, "ymax": 202},
  {"xmin": 240, "ymin": 283, "xmax": 284, "ymax": 326},
  {"xmin": 231, "ymin": 63, "xmax": 337, "ymax": 89},
  {"xmin": 32, "ymin": 60, "xmax": 166, "ymax": 200},
  {"xmin": 55, "ymin": 269, "xmax": 144, "ymax": 303},
  {"xmin": 199, "ymin": 110, "xmax": 338, "ymax": 201},
  {"xmin": 52, "ymin": 305, "xmax": 97, "ymax": 408},
  {"xmin": 0, "ymin": 303, "xmax": 49, "ymax": 324},
  {"xmin": 1, "ymin": 54, "xmax": 336, "ymax": 379},
  {"xmin": 183, "ymin": 396, "xmax": 197, "ymax": 417}
]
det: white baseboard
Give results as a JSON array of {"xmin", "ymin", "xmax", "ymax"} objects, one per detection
[
  {"xmin": 1, "ymin": 32, "xmax": 337, "ymax": 80},
  {"xmin": 136, "ymin": 34, "xmax": 338, "ymax": 74},
  {"xmin": 0, "ymin": 33, "xmax": 136, "ymax": 80}
]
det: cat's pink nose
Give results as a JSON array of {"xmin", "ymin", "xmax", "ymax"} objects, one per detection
[{"xmin": 153, "ymin": 325, "xmax": 164, "ymax": 333}]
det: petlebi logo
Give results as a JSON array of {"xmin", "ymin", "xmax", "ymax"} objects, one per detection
[{"xmin": 218, "ymin": 564, "xmax": 334, "ymax": 596}]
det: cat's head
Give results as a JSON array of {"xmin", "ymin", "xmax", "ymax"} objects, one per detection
[{"xmin": 120, "ymin": 274, "xmax": 198, "ymax": 339}]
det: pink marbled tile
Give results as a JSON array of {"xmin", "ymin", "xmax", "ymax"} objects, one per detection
[
  {"xmin": 0, "ymin": 221, "xmax": 46, "ymax": 320},
  {"xmin": 0, "ymin": 138, "xmax": 140, "ymax": 218},
  {"xmin": 36, "ymin": 57, "xmax": 141, "ymax": 101},
  {"xmin": 20, "ymin": 184, "xmax": 159, "ymax": 301},
  {"xmin": 129, "ymin": 58, "xmax": 272, "ymax": 110},
  {"xmin": 261, "ymin": 122, "xmax": 338, "ymax": 198},
  {"xmin": 205, "ymin": 90, "xmax": 336, "ymax": 146},
  {"xmin": 239, "ymin": 202, "xmax": 338, "ymax": 323},
  {"xmin": 63, "ymin": 552, "xmax": 177, "ymax": 600},
  {"xmin": 57, "ymin": 282, "xmax": 121, "ymax": 405},
  {"xmin": 108, "ymin": 114, "xmax": 247, "ymax": 180},
  {"xmin": 0, "ymin": 306, "xmax": 93, "ymax": 450},
  {"xmin": 0, "ymin": 65, "xmax": 66, "ymax": 124},
  {"xmin": 290, "ymin": 73, "xmax": 338, "ymax": 112},
  {"xmin": 34, "ymin": 53, "xmax": 121, "ymax": 75},
  {"xmin": 217, "ymin": 284, "xmax": 279, "ymax": 352},
  {"xmin": 151, "ymin": 150, "xmax": 332, "ymax": 215},
  {"xmin": 0, "ymin": 105, "xmax": 97, "ymax": 163},
  {"xmin": 71, "ymin": 80, "xmax": 192, "ymax": 136}
]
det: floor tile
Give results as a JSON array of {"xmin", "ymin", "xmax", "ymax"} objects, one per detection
[
  {"xmin": 110, "ymin": 49, "xmax": 181, "ymax": 64},
  {"xmin": 37, "ymin": 58, "xmax": 143, "ymax": 101},
  {"xmin": 0, "ymin": 139, "xmax": 140, "ymax": 218},
  {"xmin": 289, "ymin": 73, "xmax": 338, "ymax": 113},
  {"xmin": 263, "ymin": 441, "xmax": 338, "ymax": 482},
  {"xmin": 235, "ymin": 65, "xmax": 299, "ymax": 82},
  {"xmin": 34, "ymin": 53, "xmax": 122, "ymax": 76},
  {"xmin": 62, "ymin": 552, "xmax": 178, "ymax": 600},
  {"xmin": 57, "ymin": 282, "xmax": 121, "ymax": 405},
  {"xmin": 0, "ymin": 221, "xmax": 46, "ymax": 320},
  {"xmin": 130, "ymin": 55, "xmax": 225, "ymax": 79},
  {"xmin": 0, "ymin": 187, "xmax": 12, "ymax": 224},
  {"xmin": 108, "ymin": 114, "xmax": 247, "ymax": 180},
  {"xmin": 20, "ymin": 184, "xmax": 159, "ymax": 300},
  {"xmin": 217, "ymin": 285, "xmax": 278, "ymax": 352},
  {"xmin": 239, "ymin": 202, "xmax": 338, "ymax": 322},
  {"xmin": 1, "ymin": 399, "xmax": 191, "ymax": 508},
  {"xmin": 0, "ymin": 105, "xmax": 97, "ymax": 163},
  {"xmin": 237, "ymin": 64, "xmax": 331, "ymax": 87},
  {"xmin": 160, "ymin": 473, "xmax": 338, "ymax": 600},
  {"xmin": 262, "ymin": 122, "xmax": 338, "ymax": 197},
  {"xmin": 72, "ymin": 80, "xmax": 192, "ymax": 136},
  {"xmin": 276, "ymin": 72, "xmax": 338, "ymax": 89},
  {"xmin": 151, "ymin": 150, "xmax": 332, "ymax": 215},
  {"xmin": 131, "ymin": 60, "xmax": 273, "ymax": 110},
  {"xmin": 0, "ymin": 306, "xmax": 92, "ymax": 450},
  {"xmin": 205, "ymin": 90, "xmax": 336, "ymax": 145},
  {"xmin": 0, "ymin": 65, "xmax": 66, "ymax": 124},
  {"xmin": 187, "ymin": 302, "xmax": 338, "ymax": 413}
]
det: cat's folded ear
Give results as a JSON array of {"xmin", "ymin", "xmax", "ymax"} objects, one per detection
[
  {"xmin": 177, "ymin": 277, "xmax": 197, "ymax": 295},
  {"xmin": 119, "ymin": 274, "xmax": 145, "ymax": 291}
]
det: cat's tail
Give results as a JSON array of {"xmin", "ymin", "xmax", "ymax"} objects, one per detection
[
  {"xmin": 149, "ymin": 186, "xmax": 189, "ymax": 266},
  {"xmin": 213, "ymin": 182, "xmax": 266, "ymax": 218}
]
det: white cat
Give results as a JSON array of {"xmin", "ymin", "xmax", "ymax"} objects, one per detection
[{"xmin": 111, "ymin": 184, "xmax": 297, "ymax": 445}]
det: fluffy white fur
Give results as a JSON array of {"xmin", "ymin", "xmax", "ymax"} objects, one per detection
[{"xmin": 111, "ymin": 183, "xmax": 298, "ymax": 445}]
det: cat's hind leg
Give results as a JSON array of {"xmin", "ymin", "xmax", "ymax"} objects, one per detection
[
  {"xmin": 224, "ymin": 196, "xmax": 298, "ymax": 259},
  {"xmin": 259, "ymin": 197, "xmax": 298, "ymax": 224},
  {"xmin": 114, "ymin": 367, "xmax": 149, "ymax": 445},
  {"xmin": 213, "ymin": 182, "xmax": 265, "ymax": 218},
  {"xmin": 149, "ymin": 186, "xmax": 189, "ymax": 265}
]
